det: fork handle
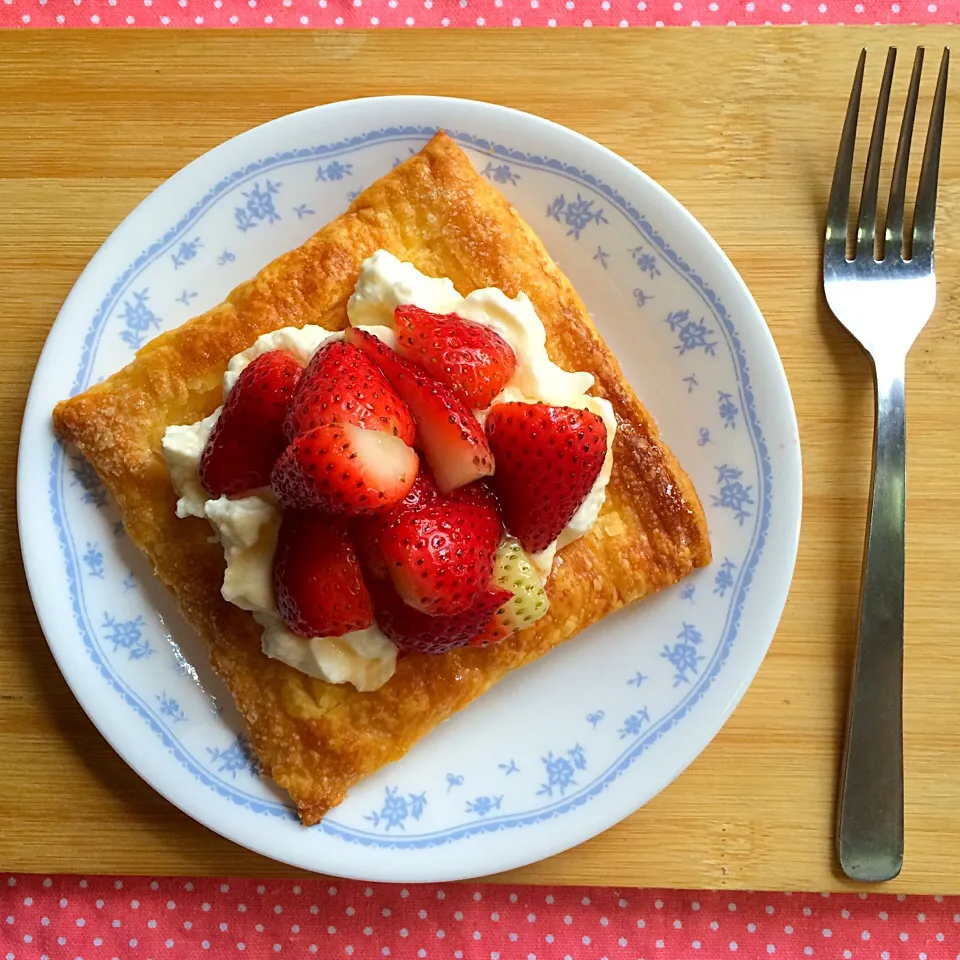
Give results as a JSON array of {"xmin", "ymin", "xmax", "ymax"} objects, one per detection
[{"xmin": 837, "ymin": 355, "xmax": 906, "ymax": 882}]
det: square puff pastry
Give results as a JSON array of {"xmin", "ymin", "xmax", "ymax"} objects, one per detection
[{"xmin": 53, "ymin": 132, "xmax": 711, "ymax": 825}]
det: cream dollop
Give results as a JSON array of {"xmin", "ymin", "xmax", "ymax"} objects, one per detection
[
  {"xmin": 347, "ymin": 249, "xmax": 462, "ymax": 326},
  {"xmin": 256, "ymin": 616, "xmax": 397, "ymax": 692},
  {"xmin": 203, "ymin": 493, "xmax": 280, "ymax": 613},
  {"xmin": 161, "ymin": 408, "xmax": 221, "ymax": 519}
]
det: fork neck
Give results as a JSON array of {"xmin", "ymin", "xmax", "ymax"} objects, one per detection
[
  {"xmin": 871, "ymin": 352, "xmax": 906, "ymax": 397},
  {"xmin": 868, "ymin": 352, "xmax": 906, "ymax": 529}
]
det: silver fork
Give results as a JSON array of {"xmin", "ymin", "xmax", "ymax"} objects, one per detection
[{"xmin": 825, "ymin": 46, "xmax": 949, "ymax": 883}]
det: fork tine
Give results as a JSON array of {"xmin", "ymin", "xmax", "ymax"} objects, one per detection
[
  {"xmin": 826, "ymin": 48, "xmax": 866, "ymax": 260},
  {"xmin": 885, "ymin": 47, "xmax": 924, "ymax": 260},
  {"xmin": 913, "ymin": 47, "xmax": 950, "ymax": 260},
  {"xmin": 857, "ymin": 47, "xmax": 897, "ymax": 258}
]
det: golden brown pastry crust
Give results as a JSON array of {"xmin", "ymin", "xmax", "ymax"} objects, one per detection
[{"xmin": 53, "ymin": 132, "xmax": 711, "ymax": 825}]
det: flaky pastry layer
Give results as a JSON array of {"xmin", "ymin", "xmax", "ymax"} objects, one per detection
[{"xmin": 53, "ymin": 132, "xmax": 711, "ymax": 824}]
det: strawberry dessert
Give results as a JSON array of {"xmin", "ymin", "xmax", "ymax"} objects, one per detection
[{"xmin": 161, "ymin": 251, "xmax": 617, "ymax": 691}]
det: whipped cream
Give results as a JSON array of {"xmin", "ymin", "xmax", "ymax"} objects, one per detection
[
  {"xmin": 347, "ymin": 252, "xmax": 462, "ymax": 326},
  {"xmin": 203, "ymin": 493, "xmax": 280, "ymax": 614},
  {"xmin": 162, "ymin": 409, "xmax": 221, "ymax": 519},
  {"xmin": 256, "ymin": 617, "xmax": 396, "ymax": 691},
  {"xmin": 162, "ymin": 249, "xmax": 616, "ymax": 689}
]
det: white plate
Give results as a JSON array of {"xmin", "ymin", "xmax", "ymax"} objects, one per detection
[{"xmin": 18, "ymin": 97, "xmax": 801, "ymax": 882}]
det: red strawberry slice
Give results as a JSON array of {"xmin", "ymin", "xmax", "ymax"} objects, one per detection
[
  {"xmin": 392, "ymin": 467, "xmax": 495, "ymax": 513},
  {"xmin": 449, "ymin": 478, "xmax": 500, "ymax": 512},
  {"xmin": 369, "ymin": 576, "xmax": 512, "ymax": 655},
  {"xmin": 270, "ymin": 422, "xmax": 418, "ymax": 515},
  {"xmin": 350, "ymin": 468, "xmax": 441, "ymax": 581},
  {"xmin": 379, "ymin": 497, "xmax": 502, "ymax": 616},
  {"xmin": 284, "ymin": 339, "xmax": 415, "ymax": 444},
  {"xmin": 393, "ymin": 305, "xmax": 517, "ymax": 409},
  {"xmin": 354, "ymin": 471, "xmax": 498, "ymax": 584},
  {"xmin": 199, "ymin": 349, "xmax": 302, "ymax": 497},
  {"xmin": 484, "ymin": 402, "xmax": 608, "ymax": 553},
  {"xmin": 273, "ymin": 512, "xmax": 373, "ymax": 638},
  {"xmin": 344, "ymin": 328, "xmax": 494, "ymax": 493},
  {"xmin": 352, "ymin": 516, "xmax": 391, "ymax": 582},
  {"xmin": 468, "ymin": 614, "xmax": 514, "ymax": 649},
  {"xmin": 394, "ymin": 466, "xmax": 441, "ymax": 512}
]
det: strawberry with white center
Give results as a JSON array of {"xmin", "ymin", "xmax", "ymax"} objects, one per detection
[
  {"xmin": 344, "ymin": 327, "xmax": 494, "ymax": 493},
  {"xmin": 379, "ymin": 495, "xmax": 502, "ymax": 616},
  {"xmin": 284, "ymin": 339, "xmax": 415, "ymax": 444},
  {"xmin": 393, "ymin": 304, "xmax": 517, "ymax": 410},
  {"xmin": 484, "ymin": 401, "xmax": 608, "ymax": 553},
  {"xmin": 273, "ymin": 511, "xmax": 373, "ymax": 638},
  {"xmin": 199, "ymin": 349, "xmax": 302, "ymax": 497},
  {"xmin": 271, "ymin": 421, "xmax": 418, "ymax": 515}
]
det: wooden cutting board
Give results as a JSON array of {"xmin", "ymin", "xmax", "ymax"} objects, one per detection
[{"xmin": 2, "ymin": 26, "xmax": 960, "ymax": 893}]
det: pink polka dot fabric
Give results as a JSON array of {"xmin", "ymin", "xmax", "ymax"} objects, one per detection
[
  {"xmin": 0, "ymin": 0, "xmax": 954, "ymax": 28},
  {"xmin": 0, "ymin": 876, "xmax": 959, "ymax": 959}
]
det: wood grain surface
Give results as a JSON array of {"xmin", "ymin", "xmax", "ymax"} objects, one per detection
[{"xmin": 2, "ymin": 27, "xmax": 960, "ymax": 893}]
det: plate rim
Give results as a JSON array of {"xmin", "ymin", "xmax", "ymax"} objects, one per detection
[{"xmin": 18, "ymin": 95, "xmax": 802, "ymax": 880}]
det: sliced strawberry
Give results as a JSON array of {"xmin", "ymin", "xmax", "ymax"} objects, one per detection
[
  {"xmin": 369, "ymin": 576, "xmax": 512, "ymax": 655},
  {"xmin": 199, "ymin": 349, "xmax": 302, "ymax": 497},
  {"xmin": 354, "ymin": 471, "xmax": 498, "ymax": 585},
  {"xmin": 271, "ymin": 422, "xmax": 418, "ymax": 515},
  {"xmin": 284, "ymin": 339, "xmax": 415, "ymax": 444},
  {"xmin": 393, "ymin": 304, "xmax": 517, "ymax": 409},
  {"xmin": 484, "ymin": 402, "xmax": 608, "ymax": 553},
  {"xmin": 352, "ymin": 517, "xmax": 391, "ymax": 582},
  {"xmin": 395, "ymin": 467, "xmax": 441, "ymax": 512},
  {"xmin": 350, "ymin": 468, "xmax": 441, "ymax": 581},
  {"xmin": 386, "ymin": 466, "xmax": 497, "ymax": 512},
  {"xmin": 344, "ymin": 328, "xmax": 494, "ymax": 493},
  {"xmin": 468, "ymin": 614, "xmax": 514, "ymax": 649},
  {"xmin": 273, "ymin": 512, "xmax": 372, "ymax": 637},
  {"xmin": 449, "ymin": 478, "xmax": 499, "ymax": 512},
  {"xmin": 379, "ymin": 497, "xmax": 502, "ymax": 616}
]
